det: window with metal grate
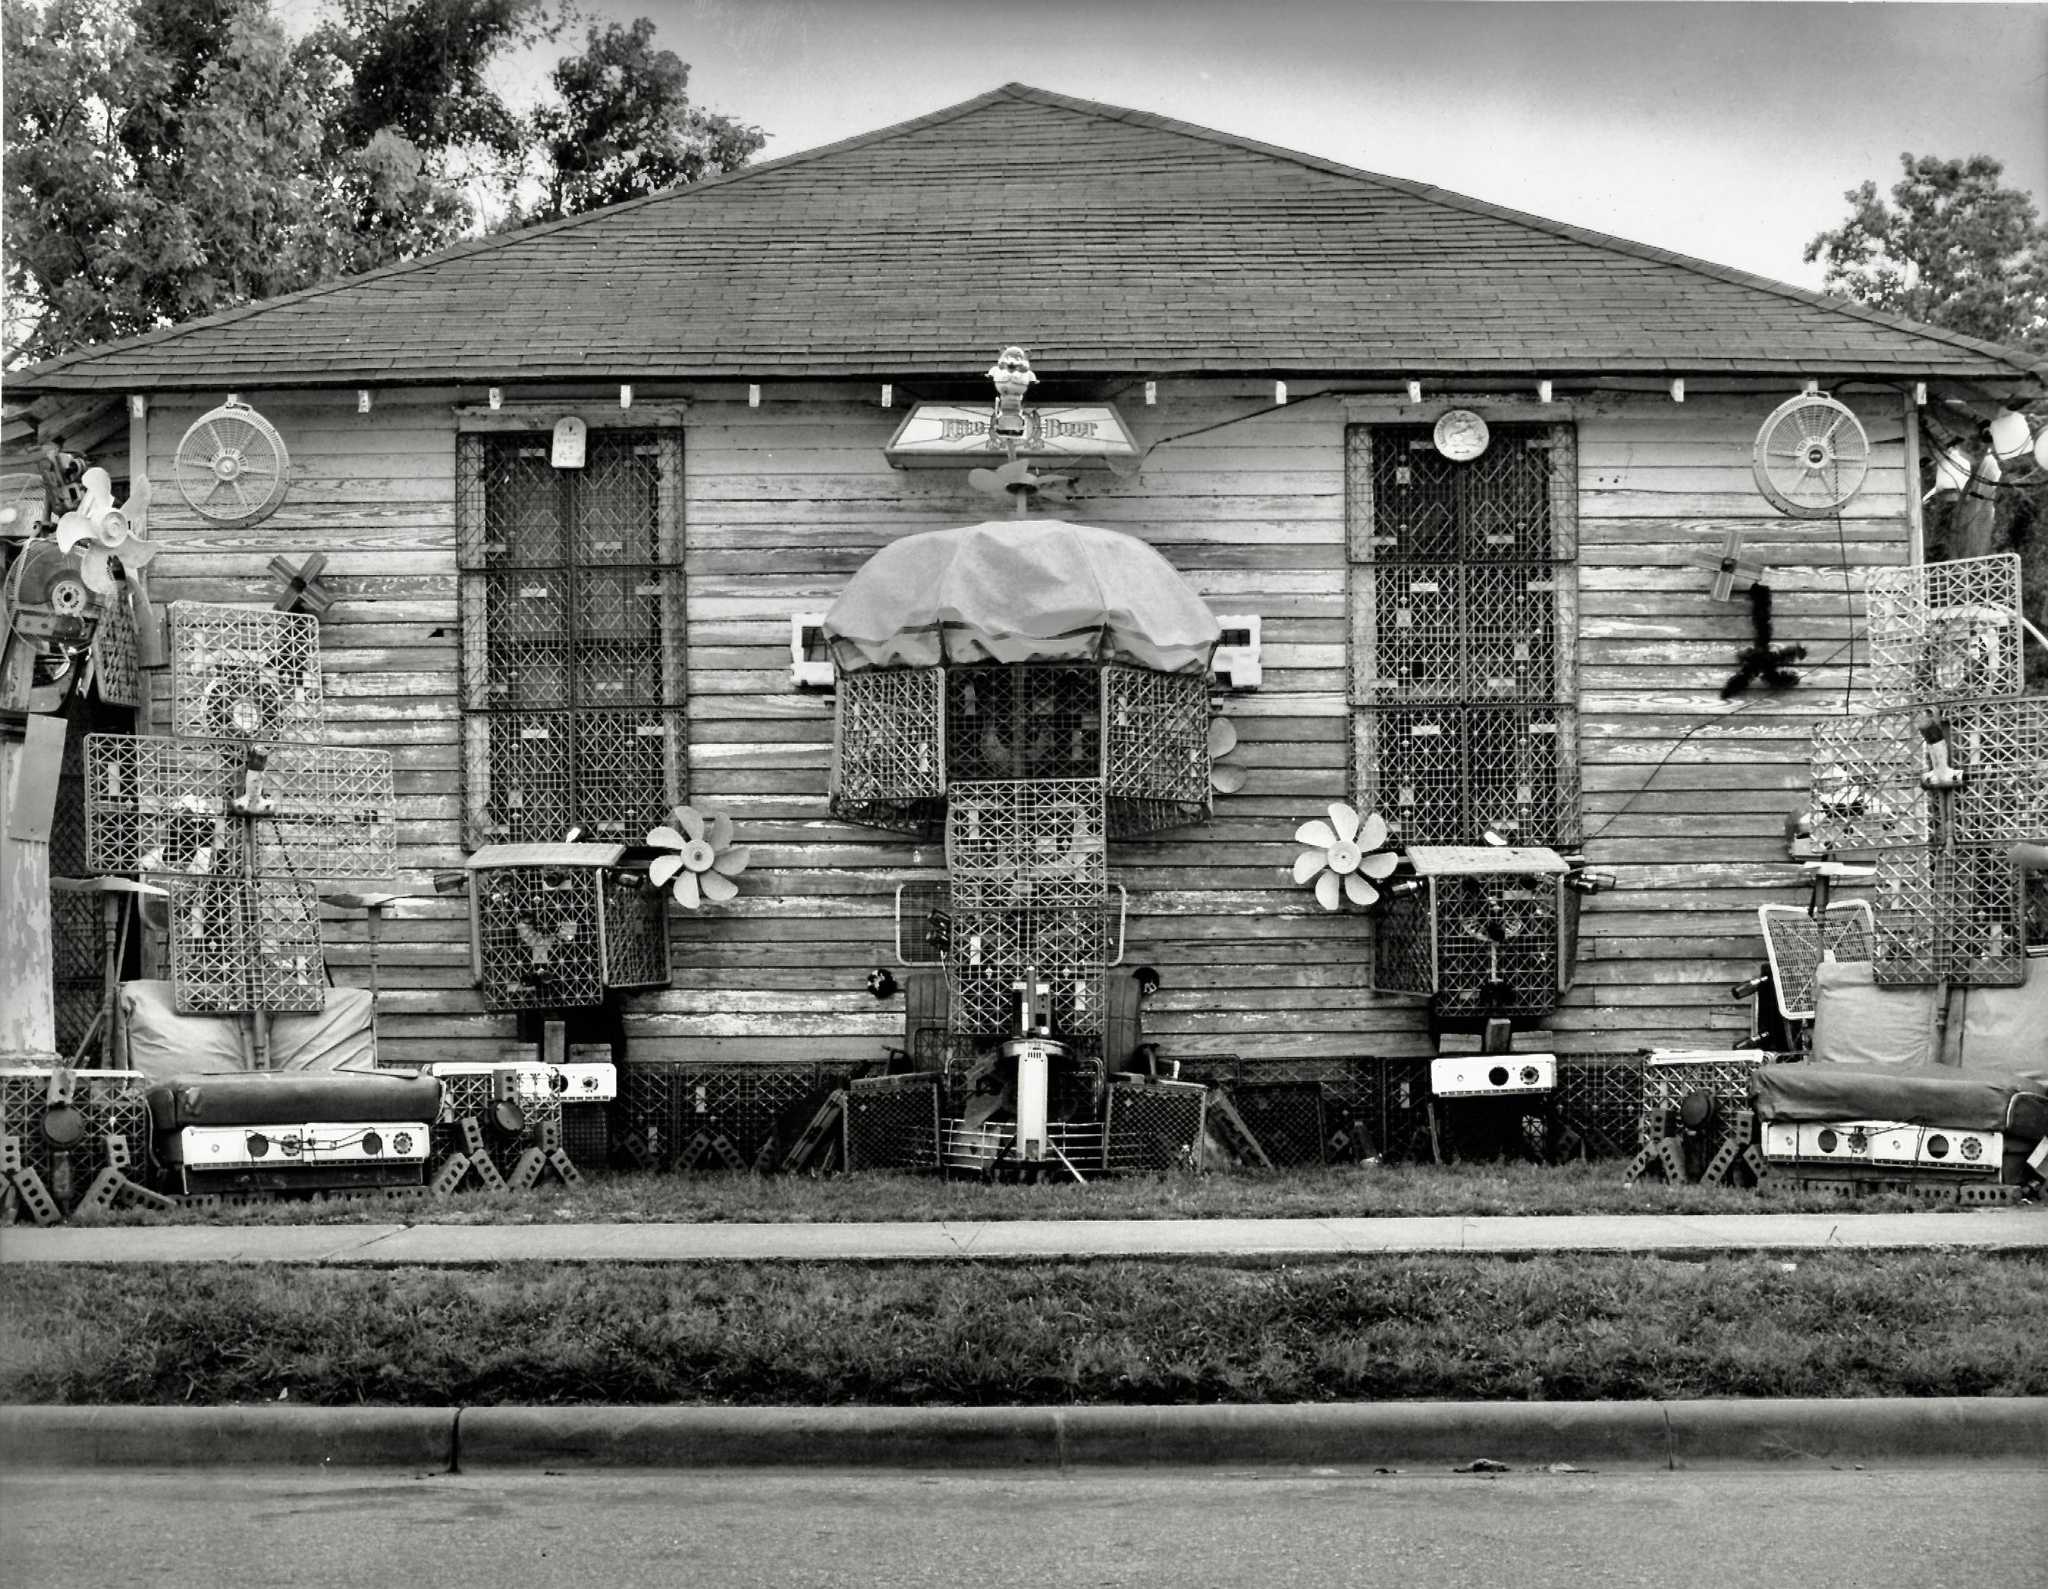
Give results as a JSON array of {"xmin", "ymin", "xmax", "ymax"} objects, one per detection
[
  {"xmin": 1346, "ymin": 421, "xmax": 1581, "ymax": 846},
  {"xmin": 456, "ymin": 429, "xmax": 686, "ymax": 846}
]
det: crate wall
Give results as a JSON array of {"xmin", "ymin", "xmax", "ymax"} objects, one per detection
[
  {"xmin": 1551, "ymin": 1054, "xmax": 1647, "ymax": 1159},
  {"xmin": 1183, "ymin": 1056, "xmax": 1438, "ymax": 1164},
  {"xmin": 466, "ymin": 706, "xmax": 685, "ymax": 846},
  {"xmin": 0, "ymin": 1069, "xmax": 152, "ymax": 1212},
  {"xmin": 945, "ymin": 664, "xmax": 1101, "ymax": 785},
  {"xmin": 1101, "ymin": 665, "xmax": 1210, "ymax": 828},
  {"xmin": 945, "ymin": 779, "xmax": 1106, "ymax": 910},
  {"xmin": 842, "ymin": 1072, "xmax": 943, "ymax": 1170},
  {"xmin": 1864, "ymin": 553, "xmax": 2025, "ymax": 709},
  {"xmin": 619, "ymin": 1060, "xmax": 852, "ymax": 1169},
  {"xmin": 165, "ymin": 877, "xmax": 326, "ymax": 1013},
  {"xmin": 168, "ymin": 601, "xmax": 324, "ymax": 743},
  {"xmin": 1872, "ymin": 843, "xmax": 2028, "ymax": 987},
  {"xmin": 831, "ymin": 666, "xmax": 946, "ymax": 824},
  {"xmin": 1354, "ymin": 705, "xmax": 1580, "ymax": 847}
]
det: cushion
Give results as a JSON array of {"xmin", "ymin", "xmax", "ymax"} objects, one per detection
[
  {"xmin": 1957, "ymin": 953, "xmax": 2048, "ymax": 1072},
  {"xmin": 1750, "ymin": 1062, "xmax": 2047, "ymax": 1142},
  {"xmin": 147, "ymin": 1070, "xmax": 444, "ymax": 1130},
  {"xmin": 1809, "ymin": 958, "xmax": 1939, "ymax": 1067},
  {"xmin": 120, "ymin": 981, "xmax": 378, "ymax": 1079}
]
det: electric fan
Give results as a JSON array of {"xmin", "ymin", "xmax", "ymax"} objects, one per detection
[
  {"xmin": 1752, "ymin": 394, "xmax": 1870, "ymax": 518},
  {"xmin": 175, "ymin": 399, "xmax": 290, "ymax": 526},
  {"xmin": 0, "ymin": 473, "xmax": 47, "ymax": 535}
]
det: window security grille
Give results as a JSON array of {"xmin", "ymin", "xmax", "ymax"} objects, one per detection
[
  {"xmin": 457, "ymin": 431, "xmax": 685, "ymax": 846},
  {"xmin": 1347, "ymin": 423, "xmax": 1580, "ymax": 846}
]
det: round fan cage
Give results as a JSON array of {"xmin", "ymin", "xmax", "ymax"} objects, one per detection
[
  {"xmin": 175, "ymin": 400, "xmax": 290, "ymax": 526},
  {"xmin": 1752, "ymin": 394, "xmax": 1870, "ymax": 518},
  {"xmin": 198, "ymin": 659, "xmax": 290, "ymax": 738}
]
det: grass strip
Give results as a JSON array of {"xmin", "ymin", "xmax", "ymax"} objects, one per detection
[
  {"xmin": 116, "ymin": 1161, "xmax": 1954, "ymax": 1226},
  {"xmin": 5, "ymin": 1253, "xmax": 2043, "ymax": 1407}
]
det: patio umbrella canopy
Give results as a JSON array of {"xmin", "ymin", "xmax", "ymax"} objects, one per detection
[{"xmin": 822, "ymin": 518, "xmax": 1222, "ymax": 675}]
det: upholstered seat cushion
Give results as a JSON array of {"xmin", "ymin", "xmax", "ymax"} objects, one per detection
[
  {"xmin": 147, "ymin": 1070, "xmax": 443, "ymax": 1130},
  {"xmin": 1750, "ymin": 1062, "xmax": 2048, "ymax": 1145}
]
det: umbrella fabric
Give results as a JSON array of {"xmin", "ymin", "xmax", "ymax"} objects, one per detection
[{"xmin": 822, "ymin": 518, "xmax": 1221, "ymax": 675}]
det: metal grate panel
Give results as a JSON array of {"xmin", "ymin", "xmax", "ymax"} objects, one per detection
[
  {"xmin": 168, "ymin": 602, "xmax": 324, "ymax": 743},
  {"xmin": 1356, "ymin": 425, "xmax": 1560, "ymax": 563},
  {"xmin": 1872, "ymin": 842, "xmax": 2028, "ymax": 987},
  {"xmin": 468, "ymin": 707, "xmax": 684, "ymax": 845},
  {"xmin": 1759, "ymin": 902, "xmax": 1875, "ymax": 1019},
  {"xmin": 945, "ymin": 779, "xmax": 1106, "ymax": 911},
  {"xmin": 1864, "ymin": 553, "xmax": 2025, "ymax": 709},
  {"xmin": 166, "ymin": 877, "xmax": 326, "ymax": 1012}
]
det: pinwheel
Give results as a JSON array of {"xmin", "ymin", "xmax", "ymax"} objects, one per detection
[
  {"xmin": 647, "ymin": 804, "xmax": 751, "ymax": 908},
  {"xmin": 1292, "ymin": 802, "xmax": 1398, "ymax": 911}
]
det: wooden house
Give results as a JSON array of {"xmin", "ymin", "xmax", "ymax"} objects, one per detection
[{"xmin": 13, "ymin": 84, "xmax": 2044, "ymax": 1074}]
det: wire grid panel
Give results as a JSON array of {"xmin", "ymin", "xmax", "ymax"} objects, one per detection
[
  {"xmin": 470, "ymin": 863, "xmax": 609, "ymax": 1010},
  {"xmin": 1371, "ymin": 884, "xmax": 1438, "ymax": 999},
  {"xmin": 1808, "ymin": 712, "xmax": 1929, "ymax": 852},
  {"xmin": 433, "ymin": 1070, "xmax": 563, "ymax": 1143},
  {"xmin": 469, "ymin": 708, "xmax": 684, "ymax": 844},
  {"xmin": 1551, "ymin": 1054, "xmax": 1647, "ymax": 1159},
  {"xmin": 166, "ymin": 877, "xmax": 326, "ymax": 1012},
  {"xmin": 168, "ymin": 602, "xmax": 325, "ymax": 744},
  {"xmin": 1433, "ymin": 872, "xmax": 1571, "ymax": 1017},
  {"xmin": 1759, "ymin": 902, "xmax": 1875, "ymax": 1019},
  {"xmin": 948, "ymin": 907, "xmax": 1116, "ymax": 1039},
  {"xmin": 468, "ymin": 569, "xmax": 573, "ymax": 711},
  {"xmin": 91, "ymin": 591, "xmax": 140, "ymax": 707},
  {"xmin": 85, "ymin": 733, "xmax": 240, "ymax": 876},
  {"xmin": 1872, "ymin": 842, "xmax": 2028, "ymax": 987},
  {"xmin": 843, "ymin": 1072, "xmax": 944, "ymax": 1170},
  {"xmin": 832, "ymin": 667, "xmax": 946, "ymax": 811},
  {"xmin": 1359, "ymin": 564, "xmax": 1463, "ymax": 700},
  {"xmin": 1640, "ymin": 1053, "xmax": 1767, "ymax": 1146},
  {"xmin": 0, "ymin": 1069, "xmax": 153, "ymax": 1211},
  {"xmin": 1103, "ymin": 1078, "xmax": 1207, "ymax": 1172},
  {"xmin": 1946, "ymin": 699, "xmax": 2048, "ymax": 846},
  {"xmin": 600, "ymin": 872, "xmax": 671, "ymax": 990},
  {"xmin": 1864, "ymin": 554, "xmax": 2024, "ymax": 709},
  {"xmin": 895, "ymin": 880, "xmax": 953, "ymax": 966},
  {"xmin": 1465, "ymin": 564, "xmax": 1566, "ymax": 702},
  {"xmin": 945, "ymin": 779, "xmax": 1107, "ymax": 910},
  {"xmin": 1102, "ymin": 666, "xmax": 1210, "ymax": 823},
  {"xmin": 946, "ymin": 665, "xmax": 1102, "ymax": 785}
]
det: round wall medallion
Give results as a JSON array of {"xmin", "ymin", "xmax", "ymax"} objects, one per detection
[{"xmin": 1433, "ymin": 409, "xmax": 1490, "ymax": 460}]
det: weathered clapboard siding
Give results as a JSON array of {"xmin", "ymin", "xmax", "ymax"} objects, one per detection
[{"xmin": 119, "ymin": 380, "xmax": 1907, "ymax": 1064}]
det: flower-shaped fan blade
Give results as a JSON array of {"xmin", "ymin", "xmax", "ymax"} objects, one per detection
[
  {"xmin": 647, "ymin": 804, "xmax": 747, "ymax": 909},
  {"xmin": 1292, "ymin": 802, "xmax": 1398, "ymax": 911},
  {"xmin": 1207, "ymin": 715, "xmax": 1246, "ymax": 794}
]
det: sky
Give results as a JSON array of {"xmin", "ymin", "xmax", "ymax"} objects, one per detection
[{"xmin": 495, "ymin": 0, "xmax": 2048, "ymax": 293}]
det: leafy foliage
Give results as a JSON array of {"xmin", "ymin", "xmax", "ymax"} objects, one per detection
[
  {"xmin": 1805, "ymin": 153, "xmax": 2048, "ymax": 350},
  {"xmin": 2, "ymin": 0, "xmax": 764, "ymax": 363}
]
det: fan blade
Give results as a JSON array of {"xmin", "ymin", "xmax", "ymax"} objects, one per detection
[
  {"xmin": 708, "ymin": 811, "xmax": 735, "ymax": 850},
  {"xmin": 967, "ymin": 468, "xmax": 1003, "ymax": 496},
  {"xmin": 1295, "ymin": 820, "xmax": 1338, "ymax": 849},
  {"xmin": 55, "ymin": 511, "xmax": 94, "ymax": 552},
  {"xmin": 1210, "ymin": 764, "xmax": 1247, "ymax": 795},
  {"xmin": 78, "ymin": 467, "xmax": 114, "ymax": 514},
  {"xmin": 646, "ymin": 825, "xmax": 685, "ymax": 851},
  {"xmin": 79, "ymin": 547, "xmax": 117, "ymax": 596},
  {"xmin": 1328, "ymin": 803, "xmax": 1360, "ymax": 844},
  {"xmin": 1356, "ymin": 812, "xmax": 1388, "ymax": 851},
  {"xmin": 649, "ymin": 853, "xmax": 683, "ymax": 888},
  {"xmin": 1343, "ymin": 873, "xmax": 1378, "ymax": 908},
  {"xmin": 1360, "ymin": 850, "xmax": 1400, "ymax": 881},
  {"xmin": 699, "ymin": 871, "xmax": 738, "ymax": 903},
  {"xmin": 1292, "ymin": 851, "xmax": 1327, "ymax": 885},
  {"xmin": 672, "ymin": 870, "xmax": 702, "ymax": 910},
  {"xmin": 712, "ymin": 845, "xmax": 751, "ymax": 876},
  {"xmin": 1314, "ymin": 871, "xmax": 1342, "ymax": 911},
  {"xmin": 672, "ymin": 805, "xmax": 706, "ymax": 842},
  {"xmin": 1206, "ymin": 717, "xmax": 1238, "ymax": 758}
]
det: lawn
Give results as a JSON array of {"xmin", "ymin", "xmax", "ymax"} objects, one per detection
[
  {"xmin": 106, "ymin": 1159, "xmax": 1973, "ymax": 1226},
  {"xmin": 5, "ymin": 1252, "xmax": 2042, "ymax": 1406}
]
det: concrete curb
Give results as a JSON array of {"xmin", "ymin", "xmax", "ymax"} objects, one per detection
[{"xmin": 5, "ymin": 1399, "xmax": 2042, "ymax": 1472}]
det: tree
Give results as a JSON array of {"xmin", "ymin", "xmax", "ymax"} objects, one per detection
[
  {"xmin": 3, "ymin": 0, "xmax": 765, "ymax": 364},
  {"xmin": 521, "ymin": 17, "xmax": 765, "ymax": 224},
  {"xmin": 1805, "ymin": 153, "xmax": 2048, "ymax": 350}
]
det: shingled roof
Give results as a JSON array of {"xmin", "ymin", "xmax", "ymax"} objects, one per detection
[{"xmin": 14, "ymin": 82, "xmax": 2045, "ymax": 393}]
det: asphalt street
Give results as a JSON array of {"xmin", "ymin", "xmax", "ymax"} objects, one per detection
[{"xmin": 3, "ymin": 1465, "xmax": 2042, "ymax": 1588}]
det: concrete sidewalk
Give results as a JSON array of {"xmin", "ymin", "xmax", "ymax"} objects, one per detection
[{"xmin": 3, "ymin": 1209, "xmax": 2043, "ymax": 1264}]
